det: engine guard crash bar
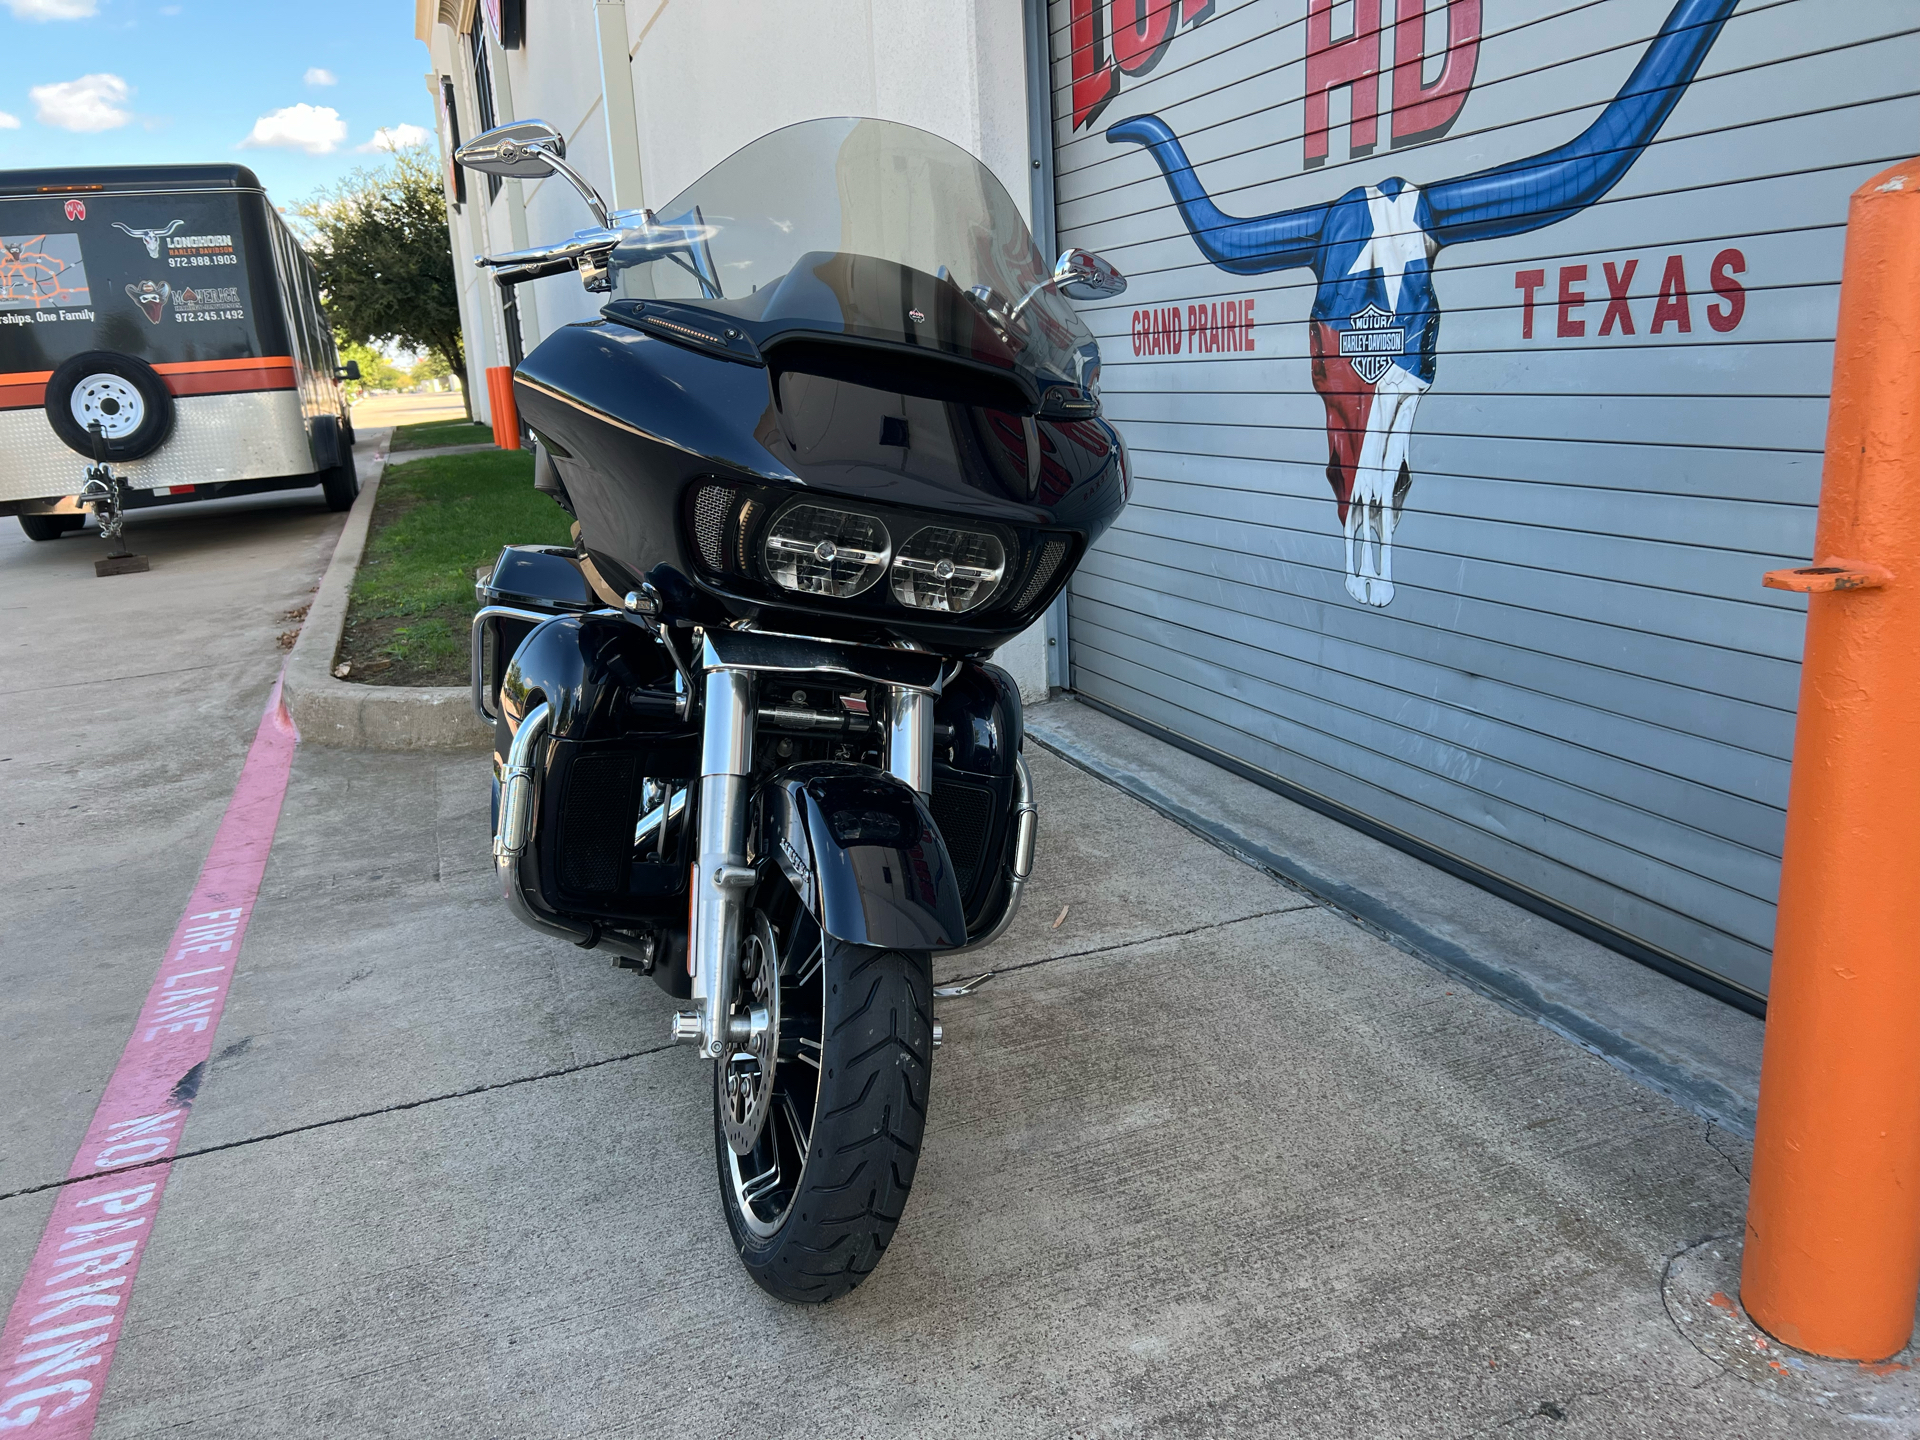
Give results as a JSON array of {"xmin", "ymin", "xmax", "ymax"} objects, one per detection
[
  {"xmin": 472, "ymin": 604, "xmax": 566, "ymax": 722},
  {"xmin": 951, "ymin": 751, "xmax": 1037, "ymax": 956},
  {"xmin": 493, "ymin": 700, "xmax": 656, "ymax": 966}
]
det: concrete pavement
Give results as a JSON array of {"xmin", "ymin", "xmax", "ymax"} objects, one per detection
[
  {"xmin": 3, "ymin": 461, "xmax": 1914, "ymax": 1434},
  {"xmin": 350, "ymin": 392, "xmax": 469, "ymax": 430}
]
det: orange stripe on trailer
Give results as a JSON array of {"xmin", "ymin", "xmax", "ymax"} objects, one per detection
[
  {"xmin": 153, "ymin": 355, "xmax": 298, "ymax": 396},
  {"xmin": 150, "ymin": 356, "xmax": 295, "ymax": 375},
  {"xmin": 1742, "ymin": 158, "xmax": 1920, "ymax": 1363},
  {"xmin": 0, "ymin": 370, "xmax": 52, "ymax": 409},
  {"xmin": 164, "ymin": 364, "xmax": 297, "ymax": 398},
  {"xmin": 0, "ymin": 356, "xmax": 298, "ymax": 410}
]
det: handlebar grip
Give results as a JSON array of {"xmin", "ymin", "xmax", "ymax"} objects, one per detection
[{"xmin": 492, "ymin": 258, "xmax": 579, "ymax": 287}]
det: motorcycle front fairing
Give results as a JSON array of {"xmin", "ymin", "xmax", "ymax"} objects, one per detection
[{"xmin": 510, "ymin": 117, "xmax": 1130, "ymax": 655}]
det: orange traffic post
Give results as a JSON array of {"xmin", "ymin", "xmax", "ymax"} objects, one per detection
[
  {"xmin": 485, "ymin": 364, "xmax": 521, "ymax": 451},
  {"xmin": 1742, "ymin": 158, "xmax": 1920, "ymax": 1361}
]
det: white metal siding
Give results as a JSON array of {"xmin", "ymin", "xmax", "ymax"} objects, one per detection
[{"xmin": 1049, "ymin": 0, "xmax": 1920, "ymax": 997}]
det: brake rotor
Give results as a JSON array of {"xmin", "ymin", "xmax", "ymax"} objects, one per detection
[{"xmin": 720, "ymin": 910, "xmax": 780, "ymax": 1156}]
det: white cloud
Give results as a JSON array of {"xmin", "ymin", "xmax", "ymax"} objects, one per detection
[
  {"xmin": 6, "ymin": 0, "xmax": 98, "ymax": 19},
  {"xmin": 31, "ymin": 73, "xmax": 132, "ymax": 132},
  {"xmin": 0, "ymin": 111, "xmax": 19, "ymax": 129},
  {"xmin": 358, "ymin": 122, "xmax": 430, "ymax": 153},
  {"xmin": 240, "ymin": 103, "xmax": 346, "ymax": 155},
  {"xmin": 304, "ymin": 67, "xmax": 336, "ymax": 87}
]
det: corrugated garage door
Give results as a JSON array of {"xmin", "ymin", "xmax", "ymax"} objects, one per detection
[{"xmin": 1046, "ymin": 0, "xmax": 1919, "ymax": 1000}]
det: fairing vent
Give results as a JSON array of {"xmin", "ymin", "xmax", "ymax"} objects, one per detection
[
  {"xmin": 560, "ymin": 753, "xmax": 639, "ymax": 894},
  {"xmin": 692, "ymin": 483, "xmax": 733, "ymax": 572},
  {"xmin": 929, "ymin": 780, "xmax": 995, "ymax": 899},
  {"xmin": 1013, "ymin": 536, "xmax": 1069, "ymax": 612}
]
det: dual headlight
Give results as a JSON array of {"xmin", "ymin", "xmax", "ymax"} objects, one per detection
[{"xmin": 759, "ymin": 503, "xmax": 1007, "ymax": 614}]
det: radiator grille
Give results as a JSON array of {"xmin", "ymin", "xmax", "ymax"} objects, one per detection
[
  {"xmin": 560, "ymin": 754, "xmax": 638, "ymax": 893},
  {"xmin": 692, "ymin": 484, "xmax": 732, "ymax": 572},
  {"xmin": 1013, "ymin": 537, "xmax": 1069, "ymax": 612},
  {"xmin": 929, "ymin": 780, "xmax": 995, "ymax": 899}
]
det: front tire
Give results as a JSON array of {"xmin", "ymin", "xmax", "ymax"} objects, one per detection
[{"xmin": 716, "ymin": 913, "xmax": 934, "ymax": 1304}]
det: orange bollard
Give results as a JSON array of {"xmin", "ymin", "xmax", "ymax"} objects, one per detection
[
  {"xmin": 1742, "ymin": 158, "xmax": 1920, "ymax": 1362},
  {"xmin": 485, "ymin": 364, "xmax": 521, "ymax": 451}
]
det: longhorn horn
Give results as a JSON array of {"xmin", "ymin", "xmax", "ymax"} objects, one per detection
[
  {"xmin": 1105, "ymin": 114, "xmax": 1329, "ymax": 275},
  {"xmin": 1107, "ymin": 0, "xmax": 1735, "ymax": 268},
  {"xmin": 1423, "ymin": 0, "xmax": 1737, "ymax": 244}
]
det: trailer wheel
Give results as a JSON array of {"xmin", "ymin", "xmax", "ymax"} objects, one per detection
[
  {"xmin": 18, "ymin": 514, "xmax": 86, "ymax": 542},
  {"xmin": 320, "ymin": 451, "xmax": 360, "ymax": 512},
  {"xmin": 45, "ymin": 352, "xmax": 175, "ymax": 462}
]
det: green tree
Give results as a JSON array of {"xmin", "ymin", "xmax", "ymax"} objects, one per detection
[
  {"xmin": 297, "ymin": 147, "xmax": 470, "ymax": 417},
  {"xmin": 335, "ymin": 336, "xmax": 406, "ymax": 399},
  {"xmin": 409, "ymin": 349, "xmax": 453, "ymax": 389}
]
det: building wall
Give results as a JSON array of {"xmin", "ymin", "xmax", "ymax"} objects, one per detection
[
  {"xmin": 1049, "ymin": 0, "xmax": 1919, "ymax": 997},
  {"xmin": 421, "ymin": 1, "xmax": 1037, "ymax": 401}
]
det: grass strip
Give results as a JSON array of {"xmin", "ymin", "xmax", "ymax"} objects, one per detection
[
  {"xmin": 390, "ymin": 419, "xmax": 497, "ymax": 452},
  {"xmin": 338, "ymin": 449, "xmax": 573, "ymax": 687}
]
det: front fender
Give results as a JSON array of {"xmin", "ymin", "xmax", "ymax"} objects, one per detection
[{"xmin": 762, "ymin": 762, "xmax": 968, "ymax": 952}]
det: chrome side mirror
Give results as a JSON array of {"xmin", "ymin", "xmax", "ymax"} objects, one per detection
[
  {"xmin": 456, "ymin": 120, "xmax": 612, "ymax": 229},
  {"xmin": 455, "ymin": 120, "xmax": 566, "ymax": 179},
  {"xmin": 1054, "ymin": 247, "xmax": 1127, "ymax": 301}
]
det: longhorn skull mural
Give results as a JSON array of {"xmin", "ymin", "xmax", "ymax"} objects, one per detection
[{"xmin": 1108, "ymin": 0, "xmax": 1736, "ymax": 606}]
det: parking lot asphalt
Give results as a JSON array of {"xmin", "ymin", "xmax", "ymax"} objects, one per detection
[{"xmin": 3, "ymin": 451, "xmax": 1911, "ymax": 1437}]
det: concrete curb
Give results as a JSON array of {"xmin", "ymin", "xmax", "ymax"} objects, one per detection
[{"xmin": 283, "ymin": 432, "xmax": 492, "ymax": 751}]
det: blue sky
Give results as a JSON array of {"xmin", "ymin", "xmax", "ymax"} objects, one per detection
[{"xmin": 0, "ymin": 0, "xmax": 435, "ymax": 207}]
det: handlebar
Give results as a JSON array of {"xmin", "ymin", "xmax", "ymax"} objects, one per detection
[{"xmin": 491, "ymin": 257, "xmax": 582, "ymax": 287}]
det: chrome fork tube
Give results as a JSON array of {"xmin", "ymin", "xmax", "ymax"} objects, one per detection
[
  {"xmin": 886, "ymin": 684, "xmax": 935, "ymax": 796},
  {"xmin": 693, "ymin": 650, "xmax": 757, "ymax": 1059}
]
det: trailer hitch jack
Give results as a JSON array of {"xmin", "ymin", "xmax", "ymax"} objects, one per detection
[{"xmin": 80, "ymin": 421, "xmax": 148, "ymax": 577}]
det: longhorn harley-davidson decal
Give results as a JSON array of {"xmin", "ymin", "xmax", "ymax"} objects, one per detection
[
  {"xmin": 1107, "ymin": 0, "xmax": 1738, "ymax": 607},
  {"xmin": 114, "ymin": 219, "xmax": 185, "ymax": 259}
]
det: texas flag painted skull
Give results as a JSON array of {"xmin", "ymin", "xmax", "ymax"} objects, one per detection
[{"xmin": 1109, "ymin": 0, "xmax": 1735, "ymax": 606}]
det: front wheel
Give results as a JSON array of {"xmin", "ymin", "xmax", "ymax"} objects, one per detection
[{"xmin": 715, "ymin": 905, "xmax": 933, "ymax": 1303}]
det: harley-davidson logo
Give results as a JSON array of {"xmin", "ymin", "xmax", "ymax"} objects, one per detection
[
  {"xmin": 907, "ymin": 308, "xmax": 926, "ymax": 324},
  {"xmin": 1337, "ymin": 303, "xmax": 1406, "ymax": 384}
]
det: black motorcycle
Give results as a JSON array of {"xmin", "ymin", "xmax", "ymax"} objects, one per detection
[{"xmin": 456, "ymin": 117, "xmax": 1128, "ymax": 1301}]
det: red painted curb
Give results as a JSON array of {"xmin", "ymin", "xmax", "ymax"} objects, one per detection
[{"xmin": 0, "ymin": 676, "xmax": 300, "ymax": 1434}]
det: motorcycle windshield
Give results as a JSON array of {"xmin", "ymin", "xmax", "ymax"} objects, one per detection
[{"xmin": 606, "ymin": 117, "xmax": 1098, "ymax": 413}]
